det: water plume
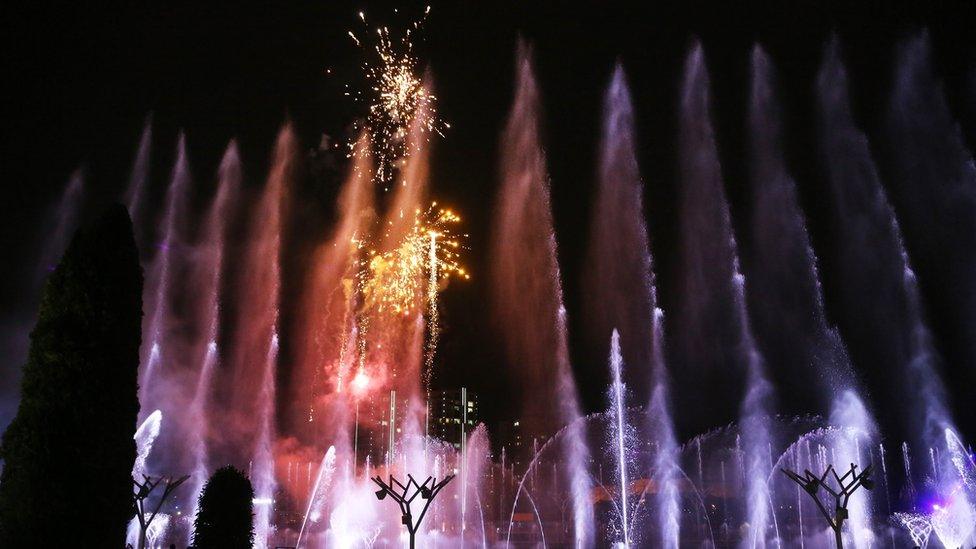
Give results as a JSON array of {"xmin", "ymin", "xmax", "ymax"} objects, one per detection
[
  {"xmin": 292, "ymin": 134, "xmax": 374, "ymax": 443},
  {"xmin": 491, "ymin": 40, "xmax": 592, "ymax": 546},
  {"xmin": 185, "ymin": 142, "xmax": 241, "ymax": 526},
  {"xmin": 607, "ymin": 330, "xmax": 632, "ymax": 546},
  {"xmin": 36, "ymin": 169, "xmax": 85, "ymax": 282},
  {"xmin": 749, "ymin": 45, "xmax": 876, "ymax": 545},
  {"xmin": 884, "ymin": 34, "xmax": 976, "ymax": 393},
  {"xmin": 649, "ymin": 308, "xmax": 681, "ymax": 548},
  {"xmin": 297, "ymin": 445, "xmax": 337, "ymax": 547},
  {"xmin": 226, "ymin": 125, "xmax": 295, "ymax": 547},
  {"xmin": 583, "ymin": 64, "xmax": 656, "ymax": 394},
  {"xmin": 585, "ymin": 63, "xmax": 679, "ymax": 546},
  {"xmin": 674, "ymin": 42, "xmax": 743, "ymax": 435},
  {"xmin": 139, "ymin": 134, "xmax": 192, "ymax": 419},
  {"xmin": 124, "ymin": 114, "xmax": 153, "ymax": 247},
  {"xmin": 374, "ymin": 100, "xmax": 432, "ymax": 405},
  {"xmin": 816, "ymin": 36, "xmax": 955, "ymax": 462},
  {"xmin": 678, "ymin": 42, "xmax": 774, "ymax": 547}
]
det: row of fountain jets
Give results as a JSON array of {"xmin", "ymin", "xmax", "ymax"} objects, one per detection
[{"xmin": 28, "ymin": 33, "xmax": 976, "ymax": 548}]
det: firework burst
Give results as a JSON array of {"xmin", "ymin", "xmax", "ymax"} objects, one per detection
[
  {"xmin": 346, "ymin": 6, "xmax": 447, "ymax": 190},
  {"xmin": 339, "ymin": 202, "xmax": 468, "ymax": 392},
  {"xmin": 361, "ymin": 202, "xmax": 468, "ymax": 318}
]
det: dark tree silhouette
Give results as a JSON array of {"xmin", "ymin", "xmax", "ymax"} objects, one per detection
[
  {"xmin": 0, "ymin": 205, "xmax": 143, "ymax": 547},
  {"xmin": 192, "ymin": 466, "xmax": 255, "ymax": 549}
]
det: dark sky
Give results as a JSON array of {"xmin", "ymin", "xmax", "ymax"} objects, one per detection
[{"xmin": 2, "ymin": 0, "xmax": 974, "ymax": 441}]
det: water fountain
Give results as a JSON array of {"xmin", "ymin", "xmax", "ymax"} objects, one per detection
[
  {"xmin": 749, "ymin": 44, "xmax": 877, "ymax": 547},
  {"xmin": 36, "ymin": 169, "xmax": 85, "ymax": 280},
  {"xmin": 491, "ymin": 40, "xmax": 593, "ymax": 547},
  {"xmin": 586, "ymin": 62, "xmax": 682, "ymax": 548},
  {"xmin": 18, "ymin": 32, "xmax": 969, "ymax": 548}
]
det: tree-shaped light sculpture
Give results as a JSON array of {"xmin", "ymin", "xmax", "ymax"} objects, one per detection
[
  {"xmin": 371, "ymin": 473, "xmax": 454, "ymax": 549},
  {"xmin": 132, "ymin": 474, "xmax": 189, "ymax": 549},
  {"xmin": 781, "ymin": 463, "xmax": 873, "ymax": 549}
]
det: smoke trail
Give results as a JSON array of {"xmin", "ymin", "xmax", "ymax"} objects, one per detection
[
  {"xmin": 585, "ymin": 63, "xmax": 679, "ymax": 546},
  {"xmin": 491, "ymin": 40, "xmax": 593, "ymax": 546},
  {"xmin": 750, "ymin": 44, "xmax": 876, "ymax": 546}
]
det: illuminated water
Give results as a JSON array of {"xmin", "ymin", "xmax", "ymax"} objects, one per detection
[{"xmin": 21, "ymin": 34, "xmax": 976, "ymax": 548}]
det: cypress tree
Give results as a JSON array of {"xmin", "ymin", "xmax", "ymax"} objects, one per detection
[
  {"xmin": 192, "ymin": 466, "xmax": 255, "ymax": 549},
  {"xmin": 0, "ymin": 205, "xmax": 143, "ymax": 546}
]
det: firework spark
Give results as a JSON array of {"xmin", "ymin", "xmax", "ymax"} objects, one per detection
[
  {"xmin": 361, "ymin": 202, "xmax": 468, "ymax": 318},
  {"xmin": 346, "ymin": 6, "xmax": 446, "ymax": 189},
  {"xmin": 335, "ymin": 203, "xmax": 467, "ymax": 394}
]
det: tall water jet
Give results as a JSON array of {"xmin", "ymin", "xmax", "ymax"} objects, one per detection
[
  {"xmin": 673, "ymin": 43, "xmax": 744, "ymax": 436},
  {"xmin": 585, "ymin": 63, "xmax": 679, "ymax": 547},
  {"xmin": 816, "ymin": 37, "xmax": 956, "ymax": 469},
  {"xmin": 36, "ymin": 169, "xmax": 85, "ymax": 282},
  {"xmin": 124, "ymin": 115, "xmax": 153, "ymax": 247},
  {"xmin": 139, "ymin": 135, "xmax": 192, "ymax": 419},
  {"xmin": 677, "ymin": 42, "xmax": 773, "ymax": 547},
  {"xmin": 748, "ymin": 45, "xmax": 876, "ymax": 545},
  {"xmin": 649, "ymin": 307, "xmax": 681, "ymax": 549},
  {"xmin": 185, "ymin": 143, "xmax": 241, "ymax": 527},
  {"xmin": 227, "ymin": 126, "xmax": 295, "ymax": 547},
  {"xmin": 297, "ymin": 445, "xmax": 337, "ymax": 547},
  {"xmin": 292, "ymin": 133, "xmax": 374, "ymax": 446},
  {"xmin": 607, "ymin": 330, "xmax": 631, "ymax": 547},
  {"xmin": 126, "ymin": 410, "xmax": 163, "ymax": 548},
  {"xmin": 731, "ymin": 261, "xmax": 774, "ymax": 549},
  {"xmin": 583, "ymin": 64, "xmax": 656, "ymax": 397},
  {"xmin": 491, "ymin": 41, "xmax": 592, "ymax": 546},
  {"xmin": 883, "ymin": 35, "xmax": 976, "ymax": 407},
  {"xmin": 132, "ymin": 410, "xmax": 163, "ymax": 479},
  {"xmin": 376, "ymin": 96, "xmax": 432, "ymax": 433}
]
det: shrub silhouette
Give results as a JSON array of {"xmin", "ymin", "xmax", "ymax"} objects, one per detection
[
  {"xmin": 0, "ymin": 205, "xmax": 143, "ymax": 547},
  {"xmin": 192, "ymin": 466, "xmax": 255, "ymax": 549}
]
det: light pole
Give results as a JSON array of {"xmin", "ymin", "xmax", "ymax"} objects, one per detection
[{"xmin": 372, "ymin": 473, "xmax": 455, "ymax": 549}]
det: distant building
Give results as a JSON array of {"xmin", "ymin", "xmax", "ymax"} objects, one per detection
[
  {"xmin": 428, "ymin": 387, "xmax": 479, "ymax": 449},
  {"xmin": 495, "ymin": 419, "xmax": 525, "ymax": 473},
  {"xmin": 355, "ymin": 389, "xmax": 412, "ymax": 466}
]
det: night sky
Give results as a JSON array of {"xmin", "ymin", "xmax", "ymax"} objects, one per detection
[{"xmin": 2, "ymin": 0, "xmax": 974, "ymax": 441}]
